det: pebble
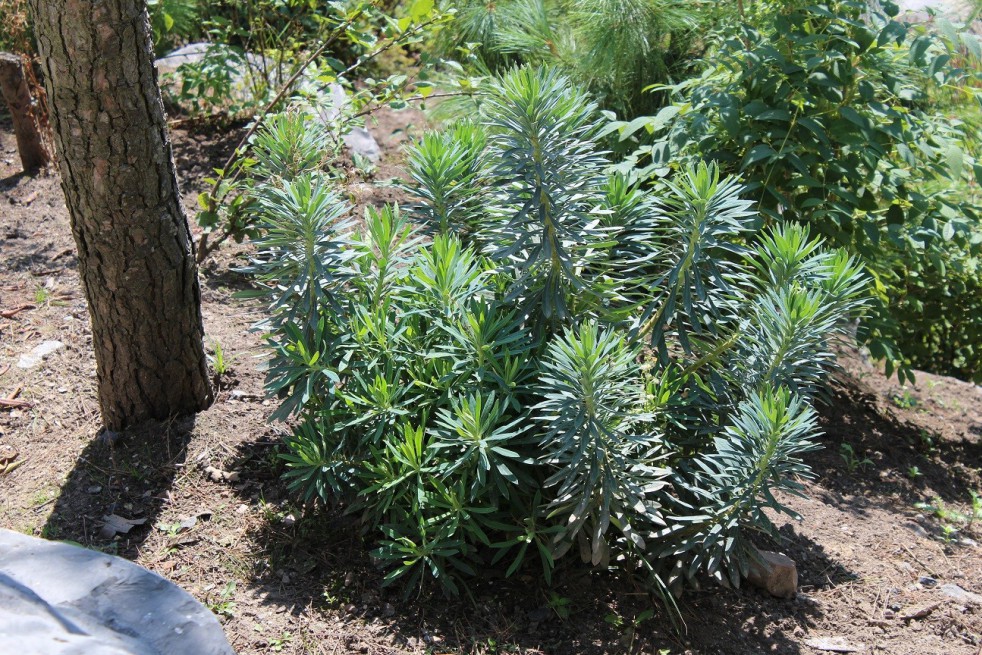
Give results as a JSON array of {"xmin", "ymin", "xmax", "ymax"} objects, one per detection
[
  {"xmin": 918, "ymin": 576, "xmax": 938, "ymax": 588},
  {"xmin": 235, "ymin": 504, "xmax": 248, "ymax": 515},
  {"xmin": 86, "ymin": 485, "xmax": 102, "ymax": 494},
  {"xmin": 907, "ymin": 522, "xmax": 930, "ymax": 539}
]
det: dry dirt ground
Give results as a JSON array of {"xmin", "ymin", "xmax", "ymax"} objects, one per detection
[{"xmin": 1, "ymin": 113, "xmax": 981, "ymax": 655}]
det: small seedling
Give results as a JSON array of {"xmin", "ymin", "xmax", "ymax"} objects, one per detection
[
  {"xmin": 916, "ymin": 429, "xmax": 938, "ymax": 454},
  {"xmin": 156, "ymin": 521, "xmax": 183, "ymax": 538},
  {"xmin": 840, "ymin": 443, "xmax": 873, "ymax": 473},
  {"xmin": 606, "ymin": 609, "xmax": 655, "ymax": 653},
  {"xmin": 352, "ymin": 151, "xmax": 377, "ymax": 177},
  {"xmin": 206, "ymin": 581, "xmax": 237, "ymax": 619},
  {"xmin": 891, "ymin": 388, "xmax": 918, "ymax": 409},
  {"xmin": 969, "ymin": 490, "xmax": 982, "ymax": 525},
  {"xmin": 208, "ymin": 340, "xmax": 231, "ymax": 376},
  {"xmin": 547, "ymin": 592, "xmax": 571, "ymax": 620},
  {"xmin": 940, "ymin": 524, "xmax": 959, "ymax": 544},
  {"xmin": 269, "ymin": 631, "xmax": 293, "ymax": 652},
  {"xmin": 34, "ymin": 286, "xmax": 50, "ymax": 305},
  {"xmin": 906, "ymin": 465, "xmax": 922, "ymax": 479}
]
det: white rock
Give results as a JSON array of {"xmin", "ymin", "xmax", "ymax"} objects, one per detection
[{"xmin": 17, "ymin": 340, "xmax": 64, "ymax": 369}]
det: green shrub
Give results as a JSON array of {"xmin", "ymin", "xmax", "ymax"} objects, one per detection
[
  {"xmin": 610, "ymin": 0, "xmax": 982, "ymax": 381},
  {"xmin": 244, "ymin": 67, "xmax": 867, "ymax": 609}
]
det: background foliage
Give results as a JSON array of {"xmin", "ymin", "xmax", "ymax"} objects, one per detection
[
  {"xmin": 608, "ymin": 0, "xmax": 982, "ymax": 382},
  {"xmin": 436, "ymin": 0, "xmax": 735, "ymax": 118}
]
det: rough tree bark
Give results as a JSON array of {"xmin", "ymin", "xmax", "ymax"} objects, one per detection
[
  {"xmin": 0, "ymin": 52, "xmax": 51, "ymax": 171},
  {"xmin": 27, "ymin": 0, "xmax": 213, "ymax": 431}
]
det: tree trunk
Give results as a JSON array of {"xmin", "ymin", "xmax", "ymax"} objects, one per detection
[
  {"xmin": 0, "ymin": 52, "xmax": 51, "ymax": 172},
  {"xmin": 27, "ymin": 0, "xmax": 213, "ymax": 431}
]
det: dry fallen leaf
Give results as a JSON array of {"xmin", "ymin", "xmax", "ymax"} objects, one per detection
[{"xmin": 99, "ymin": 514, "xmax": 147, "ymax": 539}]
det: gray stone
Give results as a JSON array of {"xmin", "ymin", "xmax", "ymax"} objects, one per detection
[
  {"xmin": 17, "ymin": 340, "xmax": 63, "ymax": 368},
  {"xmin": 310, "ymin": 83, "xmax": 381, "ymax": 162},
  {"xmin": 940, "ymin": 583, "xmax": 982, "ymax": 605},
  {"xmin": 343, "ymin": 127, "xmax": 381, "ymax": 163},
  {"xmin": 0, "ymin": 529, "xmax": 234, "ymax": 655}
]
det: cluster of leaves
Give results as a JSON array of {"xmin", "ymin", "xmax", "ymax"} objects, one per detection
[
  {"xmin": 609, "ymin": 0, "xmax": 982, "ymax": 381},
  {"xmin": 244, "ymin": 67, "xmax": 868, "ymax": 609},
  {"xmin": 437, "ymin": 0, "xmax": 732, "ymax": 118},
  {"xmin": 147, "ymin": 0, "xmax": 202, "ymax": 55}
]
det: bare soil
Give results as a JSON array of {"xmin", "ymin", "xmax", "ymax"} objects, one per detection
[{"xmin": 1, "ymin": 112, "xmax": 980, "ymax": 655}]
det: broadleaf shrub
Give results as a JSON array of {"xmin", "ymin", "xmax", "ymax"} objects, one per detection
[
  {"xmin": 610, "ymin": 0, "xmax": 982, "ymax": 381},
  {"xmin": 245, "ymin": 67, "xmax": 868, "ymax": 608}
]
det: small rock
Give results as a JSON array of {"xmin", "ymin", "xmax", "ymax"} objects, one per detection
[
  {"xmin": 746, "ymin": 549, "xmax": 798, "ymax": 599},
  {"xmin": 940, "ymin": 584, "xmax": 982, "ymax": 606},
  {"xmin": 17, "ymin": 340, "xmax": 64, "ymax": 368},
  {"xmin": 918, "ymin": 575, "xmax": 938, "ymax": 588},
  {"xmin": 235, "ymin": 504, "xmax": 248, "ymax": 515},
  {"xmin": 0, "ymin": 445, "xmax": 18, "ymax": 463},
  {"xmin": 907, "ymin": 522, "xmax": 930, "ymax": 539},
  {"xmin": 804, "ymin": 636, "xmax": 861, "ymax": 652},
  {"xmin": 86, "ymin": 485, "xmax": 102, "ymax": 494},
  {"xmin": 883, "ymin": 609, "xmax": 896, "ymax": 619},
  {"xmin": 382, "ymin": 603, "xmax": 395, "ymax": 618},
  {"xmin": 282, "ymin": 514, "xmax": 296, "ymax": 528},
  {"xmin": 344, "ymin": 127, "xmax": 381, "ymax": 162},
  {"xmin": 204, "ymin": 465, "xmax": 239, "ymax": 483},
  {"xmin": 281, "ymin": 573, "xmax": 291, "ymax": 585}
]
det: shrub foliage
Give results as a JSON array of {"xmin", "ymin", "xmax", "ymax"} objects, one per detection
[
  {"xmin": 610, "ymin": 0, "xmax": 982, "ymax": 381},
  {"xmin": 244, "ymin": 67, "xmax": 867, "ymax": 607}
]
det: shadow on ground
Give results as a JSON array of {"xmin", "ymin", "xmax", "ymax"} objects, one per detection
[
  {"xmin": 812, "ymin": 380, "xmax": 982, "ymax": 508},
  {"xmin": 40, "ymin": 417, "xmax": 196, "ymax": 558},
  {"xmin": 207, "ymin": 435, "xmax": 834, "ymax": 655}
]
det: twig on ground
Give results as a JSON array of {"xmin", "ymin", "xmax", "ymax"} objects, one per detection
[
  {"xmin": 0, "ymin": 398, "xmax": 33, "ymax": 408},
  {"xmin": 1, "ymin": 304, "xmax": 34, "ymax": 319},
  {"xmin": 901, "ymin": 543, "xmax": 940, "ymax": 578}
]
